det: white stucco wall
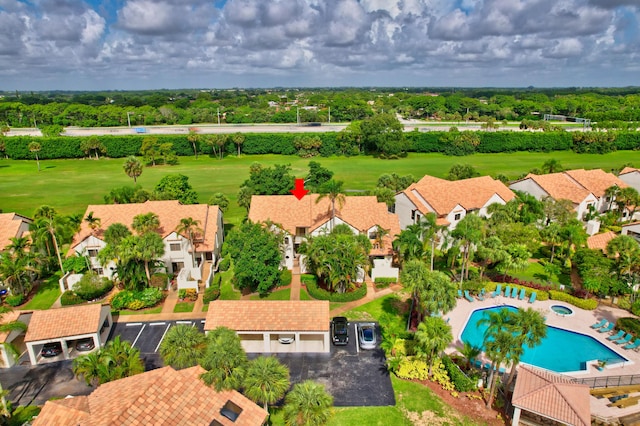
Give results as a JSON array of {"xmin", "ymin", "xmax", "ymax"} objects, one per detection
[
  {"xmin": 371, "ymin": 256, "xmax": 399, "ymax": 281},
  {"xmin": 479, "ymin": 193, "xmax": 508, "ymax": 217},
  {"xmin": 394, "ymin": 192, "xmax": 419, "ymax": 230},
  {"xmin": 509, "ymin": 179, "xmax": 549, "ymax": 200},
  {"xmin": 619, "ymin": 172, "xmax": 640, "ymax": 192}
]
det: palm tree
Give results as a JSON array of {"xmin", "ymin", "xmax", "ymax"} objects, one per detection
[
  {"xmin": 541, "ymin": 222, "xmax": 562, "ymax": 263},
  {"xmin": 187, "ymin": 130, "xmax": 200, "ymax": 159},
  {"xmin": 414, "ymin": 316, "xmax": 453, "ymax": 376},
  {"xmin": 84, "ymin": 211, "xmax": 101, "ymax": 235},
  {"xmin": 0, "ymin": 253, "xmax": 33, "ymax": 296},
  {"xmin": 200, "ymin": 326, "xmax": 248, "ymax": 391},
  {"xmin": 459, "ymin": 341, "xmax": 481, "ymax": 369},
  {"xmin": 417, "ymin": 212, "xmax": 444, "ymax": 271},
  {"xmin": 451, "ymin": 213, "xmax": 485, "ymax": 284},
  {"xmin": 123, "ymin": 156, "xmax": 143, "ymax": 183},
  {"xmin": 484, "ymin": 329, "xmax": 519, "ymax": 408},
  {"xmin": 231, "ymin": 132, "xmax": 245, "ymax": 157},
  {"xmin": 606, "ymin": 235, "xmax": 640, "ymax": 283},
  {"xmin": 541, "ymin": 159, "xmax": 564, "ymax": 174},
  {"xmin": 31, "ymin": 215, "xmax": 65, "ymax": 273},
  {"xmin": 176, "ymin": 217, "xmax": 203, "ymax": 267},
  {"xmin": 392, "ymin": 226, "xmax": 423, "ymax": 266},
  {"xmin": 73, "ymin": 352, "xmax": 106, "ymax": 386},
  {"xmin": 315, "ymin": 180, "xmax": 346, "ymax": 232},
  {"xmin": 73, "ymin": 336, "xmax": 143, "ymax": 386},
  {"xmin": 401, "ymin": 260, "xmax": 457, "ymax": 322},
  {"xmin": 504, "ymin": 308, "xmax": 547, "ymax": 387},
  {"xmin": 244, "ymin": 356, "xmax": 290, "ymax": 411},
  {"xmin": 5, "ymin": 236, "xmax": 30, "ymax": 257},
  {"xmin": 132, "ymin": 212, "xmax": 159, "ymax": 235},
  {"xmin": 138, "ymin": 232, "xmax": 165, "ymax": 284},
  {"xmin": 28, "ymin": 141, "xmax": 41, "ymax": 171},
  {"xmin": 283, "ymin": 380, "xmax": 334, "ymax": 426},
  {"xmin": 159, "ymin": 324, "xmax": 206, "ymax": 369}
]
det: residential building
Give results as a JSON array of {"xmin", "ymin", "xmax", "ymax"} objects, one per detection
[
  {"xmin": 0, "ymin": 212, "xmax": 32, "ymax": 251},
  {"xmin": 68, "ymin": 200, "xmax": 223, "ymax": 292},
  {"xmin": 509, "ymin": 169, "xmax": 628, "ymax": 221},
  {"xmin": 395, "ymin": 175, "xmax": 515, "ymax": 231},
  {"xmin": 248, "ymin": 194, "xmax": 401, "ymax": 281},
  {"xmin": 622, "ymin": 222, "xmax": 640, "ymax": 245},
  {"xmin": 619, "ymin": 167, "xmax": 640, "ymax": 192},
  {"xmin": 33, "ymin": 365, "xmax": 268, "ymax": 425}
]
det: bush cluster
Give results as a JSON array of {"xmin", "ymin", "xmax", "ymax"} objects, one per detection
[
  {"xmin": 203, "ymin": 275, "xmax": 221, "ymax": 304},
  {"xmin": 218, "ymin": 257, "xmax": 230, "ymax": 272},
  {"xmin": 395, "ymin": 358, "xmax": 429, "ymax": 380},
  {"xmin": 617, "ymin": 317, "xmax": 640, "ymax": 337},
  {"xmin": 548, "ymin": 290, "xmax": 598, "ymax": 310},
  {"xmin": 73, "ymin": 274, "xmax": 114, "ymax": 301},
  {"xmin": 302, "ymin": 274, "xmax": 367, "ymax": 302},
  {"xmin": 110, "ymin": 287, "xmax": 163, "ymax": 311},
  {"xmin": 280, "ymin": 269, "xmax": 292, "ymax": 287},
  {"xmin": 374, "ymin": 277, "xmax": 396, "ymax": 289},
  {"xmin": 441, "ymin": 356, "xmax": 477, "ymax": 392},
  {"xmin": 5, "ymin": 294, "xmax": 25, "ymax": 307},
  {"xmin": 60, "ymin": 291, "xmax": 84, "ymax": 306},
  {"xmin": 178, "ymin": 288, "xmax": 197, "ymax": 301}
]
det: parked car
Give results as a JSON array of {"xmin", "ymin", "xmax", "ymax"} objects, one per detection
[
  {"xmin": 278, "ymin": 335, "xmax": 295, "ymax": 344},
  {"xmin": 357, "ymin": 323, "xmax": 377, "ymax": 350},
  {"xmin": 332, "ymin": 317, "xmax": 349, "ymax": 346},
  {"xmin": 41, "ymin": 342, "xmax": 63, "ymax": 358},
  {"xmin": 75, "ymin": 338, "xmax": 95, "ymax": 352}
]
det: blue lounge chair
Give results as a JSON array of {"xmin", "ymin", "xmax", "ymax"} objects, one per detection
[
  {"xmin": 478, "ymin": 289, "xmax": 486, "ymax": 301},
  {"xmin": 511, "ymin": 287, "xmax": 518, "ymax": 298},
  {"xmin": 599, "ymin": 323, "xmax": 615, "ymax": 333},
  {"xmin": 504, "ymin": 286, "xmax": 511, "ymax": 298},
  {"xmin": 491, "ymin": 284, "xmax": 502, "ymax": 298},
  {"xmin": 464, "ymin": 290, "xmax": 475, "ymax": 303},
  {"xmin": 615, "ymin": 334, "xmax": 634, "ymax": 345},
  {"xmin": 590, "ymin": 319, "xmax": 608, "ymax": 329},
  {"xmin": 518, "ymin": 288, "xmax": 526, "ymax": 300},
  {"xmin": 528, "ymin": 292, "xmax": 537, "ymax": 304},
  {"xmin": 457, "ymin": 289, "xmax": 463, "ymax": 298},
  {"xmin": 607, "ymin": 330, "xmax": 625, "ymax": 340},
  {"xmin": 624, "ymin": 340, "xmax": 640, "ymax": 350}
]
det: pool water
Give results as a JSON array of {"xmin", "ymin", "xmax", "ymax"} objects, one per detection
[
  {"xmin": 551, "ymin": 305, "xmax": 573, "ymax": 316},
  {"xmin": 461, "ymin": 306, "xmax": 628, "ymax": 373}
]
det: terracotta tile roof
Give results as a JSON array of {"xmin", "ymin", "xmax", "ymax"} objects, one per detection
[
  {"xmin": 0, "ymin": 213, "xmax": 31, "ymax": 251},
  {"xmin": 401, "ymin": 175, "xmax": 515, "ymax": 216},
  {"xmin": 518, "ymin": 173, "xmax": 592, "ymax": 204},
  {"xmin": 512, "ymin": 365, "xmax": 590, "ymax": 426},
  {"xmin": 587, "ymin": 231, "xmax": 617, "ymax": 251},
  {"xmin": 620, "ymin": 167, "xmax": 640, "ymax": 176},
  {"xmin": 69, "ymin": 200, "xmax": 221, "ymax": 253},
  {"xmin": 24, "ymin": 304, "xmax": 104, "ymax": 343},
  {"xmin": 205, "ymin": 300, "xmax": 330, "ymax": 332},
  {"xmin": 33, "ymin": 366, "xmax": 268, "ymax": 426},
  {"xmin": 564, "ymin": 168, "xmax": 628, "ymax": 197},
  {"xmin": 248, "ymin": 194, "xmax": 400, "ymax": 255},
  {"xmin": 0, "ymin": 310, "xmax": 22, "ymax": 344}
]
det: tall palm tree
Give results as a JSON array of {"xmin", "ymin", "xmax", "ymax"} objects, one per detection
[
  {"xmin": 541, "ymin": 159, "xmax": 564, "ymax": 174},
  {"xmin": 137, "ymin": 232, "xmax": 164, "ymax": 284},
  {"xmin": 504, "ymin": 308, "xmax": 547, "ymax": 387},
  {"xmin": 159, "ymin": 324, "xmax": 206, "ymax": 369},
  {"xmin": 28, "ymin": 141, "xmax": 41, "ymax": 171},
  {"xmin": 484, "ymin": 329, "xmax": 519, "ymax": 408},
  {"xmin": 73, "ymin": 336, "xmax": 143, "ymax": 386},
  {"xmin": 187, "ymin": 130, "xmax": 200, "ymax": 159},
  {"xmin": 451, "ymin": 213, "xmax": 485, "ymax": 284},
  {"xmin": 123, "ymin": 156, "xmax": 143, "ymax": 183},
  {"xmin": 6, "ymin": 236, "xmax": 30, "ymax": 257},
  {"xmin": 132, "ymin": 212, "xmax": 160, "ymax": 235},
  {"xmin": 84, "ymin": 211, "xmax": 101, "ymax": 235},
  {"xmin": 283, "ymin": 380, "xmax": 334, "ymax": 426},
  {"xmin": 606, "ymin": 235, "xmax": 640, "ymax": 282},
  {"xmin": 414, "ymin": 316, "xmax": 453, "ymax": 376},
  {"xmin": 176, "ymin": 217, "xmax": 203, "ymax": 267},
  {"xmin": 315, "ymin": 180, "xmax": 346, "ymax": 232},
  {"xmin": 200, "ymin": 326, "xmax": 248, "ymax": 391},
  {"xmin": 244, "ymin": 356, "xmax": 290, "ymax": 411},
  {"xmin": 0, "ymin": 253, "xmax": 33, "ymax": 296},
  {"xmin": 231, "ymin": 132, "xmax": 245, "ymax": 157},
  {"xmin": 401, "ymin": 260, "xmax": 457, "ymax": 322},
  {"xmin": 31, "ymin": 215, "xmax": 65, "ymax": 273}
]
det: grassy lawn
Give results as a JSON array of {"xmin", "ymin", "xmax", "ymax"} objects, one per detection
[
  {"xmin": 510, "ymin": 261, "xmax": 571, "ymax": 288},
  {"xmin": 219, "ymin": 268, "xmax": 241, "ymax": 300},
  {"xmin": 116, "ymin": 306, "xmax": 163, "ymax": 315},
  {"xmin": 0, "ymin": 150, "xmax": 633, "ymax": 226},
  {"xmin": 250, "ymin": 288, "xmax": 291, "ymax": 300},
  {"xmin": 343, "ymin": 293, "xmax": 410, "ymax": 324},
  {"xmin": 22, "ymin": 273, "xmax": 62, "ymax": 310},
  {"xmin": 300, "ymin": 287, "xmax": 312, "ymax": 300},
  {"xmin": 173, "ymin": 301, "xmax": 195, "ymax": 313}
]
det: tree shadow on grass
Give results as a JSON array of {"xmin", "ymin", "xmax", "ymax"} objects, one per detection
[{"xmin": 381, "ymin": 294, "xmax": 410, "ymax": 317}]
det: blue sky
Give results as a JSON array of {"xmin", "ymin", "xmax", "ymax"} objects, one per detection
[{"xmin": 0, "ymin": 0, "xmax": 638, "ymax": 91}]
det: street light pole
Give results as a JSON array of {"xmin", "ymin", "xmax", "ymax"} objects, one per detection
[
  {"xmin": 127, "ymin": 112, "xmax": 133, "ymax": 128},
  {"xmin": 217, "ymin": 108, "xmax": 221, "ymax": 126}
]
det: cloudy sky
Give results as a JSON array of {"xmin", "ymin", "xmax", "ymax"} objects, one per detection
[{"xmin": 0, "ymin": 0, "xmax": 638, "ymax": 90}]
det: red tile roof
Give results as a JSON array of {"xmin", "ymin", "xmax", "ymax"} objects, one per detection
[
  {"xmin": 619, "ymin": 167, "xmax": 640, "ymax": 176},
  {"xmin": 0, "ymin": 213, "xmax": 31, "ymax": 251},
  {"xmin": 564, "ymin": 168, "xmax": 628, "ymax": 197},
  {"xmin": 0, "ymin": 310, "xmax": 22, "ymax": 344},
  {"xmin": 248, "ymin": 194, "xmax": 400, "ymax": 255},
  {"xmin": 512, "ymin": 365, "xmax": 590, "ymax": 426},
  {"xmin": 205, "ymin": 300, "xmax": 330, "ymax": 332},
  {"xmin": 401, "ymin": 175, "xmax": 515, "ymax": 216},
  {"xmin": 69, "ymin": 200, "xmax": 221, "ymax": 252},
  {"xmin": 33, "ymin": 366, "xmax": 268, "ymax": 426},
  {"xmin": 24, "ymin": 304, "xmax": 105, "ymax": 343},
  {"xmin": 587, "ymin": 231, "xmax": 617, "ymax": 251}
]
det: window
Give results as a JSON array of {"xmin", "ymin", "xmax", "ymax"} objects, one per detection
[
  {"xmin": 88, "ymin": 249, "xmax": 98, "ymax": 258},
  {"xmin": 170, "ymin": 243, "xmax": 181, "ymax": 251},
  {"xmin": 205, "ymin": 252, "xmax": 213, "ymax": 261},
  {"xmin": 415, "ymin": 214, "xmax": 421, "ymax": 222},
  {"xmin": 368, "ymin": 231, "xmax": 377, "ymax": 240},
  {"xmin": 295, "ymin": 227, "xmax": 307, "ymax": 237},
  {"xmin": 454, "ymin": 213, "xmax": 461, "ymax": 221},
  {"xmin": 388, "ymin": 204, "xmax": 395, "ymax": 213},
  {"xmin": 220, "ymin": 401, "xmax": 243, "ymax": 422},
  {"xmin": 92, "ymin": 268, "xmax": 103, "ymax": 275},
  {"xmin": 410, "ymin": 210, "xmax": 416, "ymax": 220}
]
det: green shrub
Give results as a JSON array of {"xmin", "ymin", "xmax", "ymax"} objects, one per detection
[
  {"xmin": 126, "ymin": 300, "xmax": 146, "ymax": 311},
  {"xmin": 441, "ymin": 355, "xmax": 476, "ymax": 392},
  {"xmin": 218, "ymin": 257, "xmax": 230, "ymax": 272},
  {"xmin": 549, "ymin": 290, "xmax": 597, "ymax": 310},
  {"xmin": 280, "ymin": 269, "xmax": 292, "ymax": 286},
  {"xmin": 203, "ymin": 285, "xmax": 220, "ymax": 304},
  {"xmin": 73, "ymin": 274, "xmax": 114, "ymax": 301},
  {"xmin": 60, "ymin": 291, "xmax": 84, "ymax": 306},
  {"xmin": 396, "ymin": 358, "xmax": 429, "ymax": 380},
  {"xmin": 631, "ymin": 300, "xmax": 640, "ymax": 317},
  {"xmin": 374, "ymin": 277, "xmax": 396, "ymax": 289},
  {"xmin": 617, "ymin": 317, "xmax": 640, "ymax": 337},
  {"xmin": 5, "ymin": 294, "xmax": 25, "ymax": 307},
  {"xmin": 149, "ymin": 274, "xmax": 169, "ymax": 289},
  {"xmin": 304, "ymin": 275, "xmax": 367, "ymax": 302},
  {"xmin": 110, "ymin": 287, "xmax": 163, "ymax": 310}
]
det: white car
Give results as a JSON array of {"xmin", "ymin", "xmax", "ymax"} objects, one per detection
[{"xmin": 357, "ymin": 323, "xmax": 377, "ymax": 350}]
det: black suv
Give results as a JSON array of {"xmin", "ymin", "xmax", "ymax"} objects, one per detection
[
  {"xmin": 332, "ymin": 317, "xmax": 349, "ymax": 346},
  {"xmin": 41, "ymin": 342, "xmax": 63, "ymax": 358}
]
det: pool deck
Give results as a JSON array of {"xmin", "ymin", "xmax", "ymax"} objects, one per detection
[{"xmin": 444, "ymin": 293, "xmax": 640, "ymax": 421}]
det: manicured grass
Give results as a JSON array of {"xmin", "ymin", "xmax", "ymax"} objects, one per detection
[
  {"xmin": 330, "ymin": 302, "xmax": 344, "ymax": 311},
  {"xmin": 219, "ymin": 268, "xmax": 241, "ymax": 300},
  {"xmin": 0, "ymin": 151, "xmax": 633, "ymax": 226},
  {"xmin": 173, "ymin": 301, "xmax": 195, "ymax": 313},
  {"xmin": 300, "ymin": 287, "xmax": 312, "ymax": 300},
  {"xmin": 250, "ymin": 288, "xmax": 291, "ymax": 300},
  {"xmin": 510, "ymin": 261, "xmax": 571, "ymax": 288},
  {"xmin": 343, "ymin": 293, "xmax": 410, "ymax": 322},
  {"xmin": 116, "ymin": 306, "xmax": 163, "ymax": 315},
  {"xmin": 22, "ymin": 273, "xmax": 62, "ymax": 310}
]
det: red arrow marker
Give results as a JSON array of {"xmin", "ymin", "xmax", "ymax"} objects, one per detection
[{"xmin": 290, "ymin": 178, "xmax": 309, "ymax": 200}]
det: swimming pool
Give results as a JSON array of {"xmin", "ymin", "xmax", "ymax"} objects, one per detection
[{"xmin": 460, "ymin": 306, "xmax": 628, "ymax": 373}]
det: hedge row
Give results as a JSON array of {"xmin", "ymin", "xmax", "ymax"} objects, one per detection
[
  {"xmin": 616, "ymin": 317, "xmax": 640, "ymax": 337},
  {"xmin": 3, "ymin": 130, "xmax": 639, "ymax": 160},
  {"xmin": 441, "ymin": 355, "xmax": 477, "ymax": 392},
  {"xmin": 301, "ymin": 274, "xmax": 367, "ymax": 302},
  {"xmin": 549, "ymin": 290, "xmax": 598, "ymax": 310}
]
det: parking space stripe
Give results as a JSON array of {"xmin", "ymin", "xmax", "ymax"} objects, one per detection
[
  {"xmin": 154, "ymin": 324, "xmax": 172, "ymax": 353},
  {"xmin": 149, "ymin": 322, "xmax": 166, "ymax": 326},
  {"xmin": 176, "ymin": 321, "xmax": 193, "ymax": 325},
  {"xmin": 131, "ymin": 324, "xmax": 146, "ymax": 348},
  {"xmin": 126, "ymin": 323, "xmax": 142, "ymax": 327}
]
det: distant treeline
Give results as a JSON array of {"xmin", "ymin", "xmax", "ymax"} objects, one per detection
[
  {"xmin": 2, "ymin": 87, "xmax": 640, "ymax": 127},
  {"xmin": 1, "ymin": 131, "xmax": 638, "ymax": 160}
]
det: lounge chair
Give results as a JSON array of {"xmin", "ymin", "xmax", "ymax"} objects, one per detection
[
  {"xmin": 464, "ymin": 290, "xmax": 475, "ymax": 303},
  {"xmin": 504, "ymin": 286, "xmax": 511, "ymax": 298},
  {"xmin": 607, "ymin": 330, "xmax": 626, "ymax": 340},
  {"xmin": 599, "ymin": 323, "xmax": 615, "ymax": 333},
  {"xmin": 491, "ymin": 284, "xmax": 502, "ymax": 298},
  {"xmin": 477, "ymin": 289, "xmax": 486, "ymax": 301},
  {"xmin": 591, "ymin": 319, "xmax": 608, "ymax": 329},
  {"xmin": 624, "ymin": 340, "xmax": 640, "ymax": 350},
  {"xmin": 528, "ymin": 292, "xmax": 537, "ymax": 304},
  {"xmin": 511, "ymin": 287, "xmax": 518, "ymax": 298},
  {"xmin": 457, "ymin": 289, "xmax": 463, "ymax": 298},
  {"xmin": 615, "ymin": 334, "xmax": 634, "ymax": 345},
  {"xmin": 518, "ymin": 288, "xmax": 526, "ymax": 300}
]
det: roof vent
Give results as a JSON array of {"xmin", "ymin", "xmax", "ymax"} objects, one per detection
[{"xmin": 220, "ymin": 400, "xmax": 243, "ymax": 422}]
